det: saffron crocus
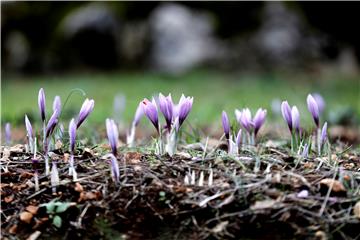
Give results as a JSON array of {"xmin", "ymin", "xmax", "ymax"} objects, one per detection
[
  {"xmin": 109, "ymin": 154, "xmax": 120, "ymax": 184},
  {"xmin": 5, "ymin": 123, "xmax": 11, "ymax": 145},
  {"xmin": 222, "ymin": 111, "xmax": 230, "ymax": 140},
  {"xmin": 141, "ymin": 98, "xmax": 159, "ymax": 132},
  {"xmin": 76, "ymin": 98, "xmax": 95, "ymax": 128},
  {"xmin": 45, "ymin": 109, "xmax": 59, "ymax": 139},
  {"xmin": 53, "ymin": 96, "xmax": 61, "ymax": 113},
  {"xmin": 253, "ymin": 108, "xmax": 267, "ymax": 136},
  {"xmin": 281, "ymin": 101, "xmax": 292, "ymax": 132},
  {"xmin": 177, "ymin": 94, "xmax": 193, "ymax": 127},
  {"xmin": 159, "ymin": 93, "xmax": 174, "ymax": 131},
  {"xmin": 307, "ymin": 94, "xmax": 320, "ymax": 128},
  {"xmin": 38, "ymin": 88, "xmax": 46, "ymax": 122},
  {"xmin": 25, "ymin": 115, "xmax": 34, "ymax": 153},
  {"xmin": 106, "ymin": 118, "xmax": 119, "ymax": 156},
  {"xmin": 291, "ymin": 106, "xmax": 300, "ymax": 134},
  {"xmin": 313, "ymin": 93, "xmax": 325, "ymax": 114}
]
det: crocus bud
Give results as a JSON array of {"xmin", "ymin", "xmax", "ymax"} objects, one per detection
[
  {"xmin": 76, "ymin": 98, "xmax": 95, "ymax": 128},
  {"xmin": 141, "ymin": 98, "xmax": 159, "ymax": 132},
  {"xmin": 25, "ymin": 115, "xmax": 34, "ymax": 151},
  {"xmin": 69, "ymin": 118, "xmax": 77, "ymax": 154},
  {"xmin": 291, "ymin": 106, "xmax": 300, "ymax": 134},
  {"xmin": 45, "ymin": 110, "xmax": 59, "ymax": 138},
  {"xmin": 38, "ymin": 88, "xmax": 46, "ymax": 122},
  {"xmin": 106, "ymin": 118, "xmax": 119, "ymax": 156},
  {"xmin": 234, "ymin": 109, "xmax": 242, "ymax": 124},
  {"xmin": 5, "ymin": 123, "xmax": 11, "ymax": 145},
  {"xmin": 307, "ymin": 94, "xmax": 320, "ymax": 128},
  {"xmin": 109, "ymin": 154, "xmax": 120, "ymax": 184},
  {"xmin": 253, "ymin": 108, "xmax": 267, "ymax": 136},
  {"xmin": 321, "ymin": 122, "xmax": 328, "ymax": 145},
  {"xmin": 133, "ymin": 102, "xmax": 144, "ymax": 127},
  {"xmin": 313, "ymin": 93, "xmax": 325, "ymax": 114},
  {"xmin": 281, "ymin": 101, "xmax": 292, "ymax": 132},
  {"xmin": 222, "ymin": 111, "xmax": 230, "ymax": 140},
  {"xmin": 53, "ymin": 96, "xmax": 61, "ymax": 114},
  {"xmin": 177, "ymin": 94, "xmax": 193, "ymax": 127},
  {"xmin": 240, "ymin": 108, "xmax": 252, "ymax": 133},
  {"xmin": 158, "ymin": 93, "xmax": 174, "ymax": 131}
]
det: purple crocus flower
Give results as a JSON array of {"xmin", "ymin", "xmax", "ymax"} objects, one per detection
[
  {"xmin": 222, "ymin": 111, "xmax": 230, "ymax": 140},
  {"xmin": 240, "ymin": 108, "xmax": 252, "ymax": 133},
  {"xmin": 133, "ymin": 102, "xmax": 144, "ymax": 127},
  {"xmin": 177, "ymin": 94, "xmax": 193, "ymax": 127},
  {"xmin": 291, "ymin": 106, "xmax": 300, "ymax": 134},
  {"xmin": 281, "ymin": 101, "xmax": 292, "ymax": 131},
  {"xmin": 158, "ymin": 93, "xmax": 174, "ymax": 131},
  {"xmin": 141, "ymin": 98, "xmax": 159, "ymax": 132},
  {"xmin": 45, "ymin": 109, "xmax": 59, "ymax": 138},
  {"xmin": 313, "ymin": 93, "xmax": 325, "ymax": 114},
  {"xmin": 53, "ymin": 96, "xmax": 61, "ymax": 113},
  {"xmin": 109, "ymin": 154, "xmax": 120, "ymax": 184},
  {"xmin": 301, "ymin": 144, "xmax": 309, "ymax": 158},
  {"xmin": 69, "ymin": 118, "xmax": 77, "ymax": 154},
  {"xmin": 253, "ymin": 108, "xmax": 267, "ymax": 136},
  {"xmin": 38, "ymin": 88, "xmax": 46, "ymax": 122},
  {"xmin": 25, "ymin": 115, "xmax": 34, "ymax": 151},
  {"xmin": 106, "ymin": 118, "xmax": 119, "ymax": 156},
  {"xmin": 76, "ymin": 98, "xmax": 95, "ymax": 128},
  {"xmin": 321, "ymin": 122, "xmax": 328, "ymax": 145},
  {"xmin": 5, "ymin": 123, "xmax": 11, "ymax": 145},
  {"xmin": 307, "ymin": 94, "xmax": 320, "ymax": 128}
]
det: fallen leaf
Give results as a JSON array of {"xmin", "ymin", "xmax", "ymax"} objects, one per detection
[
  {"xmin": 4, "ymin": 195, "xmax": 14, "ymax": 203},
  {"xmin": 20, "ymin": 211, "xmax": 33, "ymax": 224},
  {"xmin": 319, "ymin": 179, "xmax": 346, "ymax": 193},
  {"xmin": 8, "ymin": 224, "xmax": 17, "ymax": 234},
  {"xmin": 125, "ymin": 152, "xmax": 143, "ymax": 164},
  {"xmin": 251, "ymin": 199, "xmax": 277, "ymax": 210},
  {"xmin": 74, "ymin": 182, "xmax": 84, "ymax": 192},
  {"xmin": 79, "ymin": 191, "xmax": 101, "ymax": 202},
  {"xmin": 26, "ymin": 206, "xmax": 39, "ymax": 215},
  {"xmin": 354, "ymin": 201, "xmax": 360, "ymax": 219}
]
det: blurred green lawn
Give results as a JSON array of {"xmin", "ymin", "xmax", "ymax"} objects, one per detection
[{"xmin": 2, "ymin": 70, "xmax": 359, "ymax": 128}]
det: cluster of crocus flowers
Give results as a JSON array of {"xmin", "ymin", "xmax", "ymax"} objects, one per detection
[
  {"xmin": 281, "ymin": 101, "xmax": 301, "ymax": 151},
  {"xmin": 233, "ymin": 108, "xmax": 267, "ymax": 146},
  {"xmin": 141, "ymin": 93, "xmax": 193, "ymax": 156},
  {"xmin": 222, "ymin": 111, "xmax": 242, "ymax": 156},
  {"xmin": 307, "ymin": 94, "xmax": 328, "ymax": 155}
]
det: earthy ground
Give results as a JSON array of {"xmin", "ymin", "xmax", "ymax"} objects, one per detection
[{"xmin": 1, "ymin": 129, "xmax": 359, "ymax": 240}]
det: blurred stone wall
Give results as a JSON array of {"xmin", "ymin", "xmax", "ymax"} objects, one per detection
[{"xmin": 1, "ymin": 2, "xmax": 359, "ymax": 74}]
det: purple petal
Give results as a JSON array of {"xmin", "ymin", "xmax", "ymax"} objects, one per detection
[
  {"xmin": 38, "ymin": 88, "xmax": 46, "ymax": 122},
  {"xmin": 240, "ymin": 108, "xmax": 252, "ymax": 133},
  {"xmin": 141, "ymin": 98, "xmax": 159, "ymax": 132},
  {"xmin": 313, "ymin": 93, "xmax": 325, "ymax": 114},
  {"xmin": 222, "ymin": 111, "xmax": 230, "ymax": 140},
  {"xmin": 236, "ymin": 129, "xmax": 242, "ymax": 147},
  {"xmin": 25, "ymin": 115, "xmax": 33, "ymax": 140},
  {"xmin": 253, "ymin": 108, "xmax": 267, "ymax": 135},
  {"xmin": 177, "ymin": 94, "xmax": 193, "ymax": 127},
  {"xmin": 321, "ymin": 122, "xmax": 328, "ymax": 145},
  {"xmin": 46, "ymin": 109, "xmax": 59, "ymax": 138},
  {"xmin": 159, "ymin": 93, "xmax": 174, "ymax": 131},
  {"xmin": 281, "ymin": 101, "xmax": 292, "ymax": 131},
  {"xmin": 307, "ymin": 94, "xmax": 320, "ymax": 127},
  {"xmin": 69, "ymin": 118, "xmax": 77, "ymax": 153},
  {"xmin": 109, "ymin": 154, "xmax": 120, "ymax": 184},
  {"xmin": 291, "ymin": 106, "xmax": 300, "ymax": 134},
  {"xmin": 133, "ymin": 103, "xmax": 144, "ymax": 127},
  {"xmin": 53, "ymin": 96, "xmax": 61, "ymax": 114}
]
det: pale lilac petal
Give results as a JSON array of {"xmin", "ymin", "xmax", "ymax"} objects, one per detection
[
  {"xmin": 281, "ymin": 101, "xmax": 292, "ymax": 131},
  {"xmin": 141, "ymin": 98, "xmax": 159, "ymax": 132},
  {"xmin": 76, "ymin": 98, "xmax": 95, "ymax": 128},
  {"xmin": 69, "ymin": 118, "xmax": 77, "ymax": 153},
  {"xmin": 222, "ymin": 111, "xmax": 230, "ymax": 140},
  {"xmin": 291, "ymin": 106, "xmax": 300, "ymax": 134},
  {"xmin": 38, "ymin": 88, "xmax": 46, "ymax": 122},
  {"xmin": 106, "ymin": 118, "xmax": 119, "ymax": 156},
  {"xmin": 307, "ymin": 94, "xmax": 320, "ymax": 127}
]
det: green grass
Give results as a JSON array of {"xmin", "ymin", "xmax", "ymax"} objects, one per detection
[{"xmin": 2, "ymin": 70, "xmax": 359, "ymax": 128}]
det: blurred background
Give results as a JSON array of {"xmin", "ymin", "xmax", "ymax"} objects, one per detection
[{"xmin": 1, "ymin": 2, "xmax": 359, "ymax": 138}]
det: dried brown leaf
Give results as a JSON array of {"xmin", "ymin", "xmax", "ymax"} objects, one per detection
[{"xmin": 20, "ymin": 211, "xmax": 33, "ymax": 224}]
